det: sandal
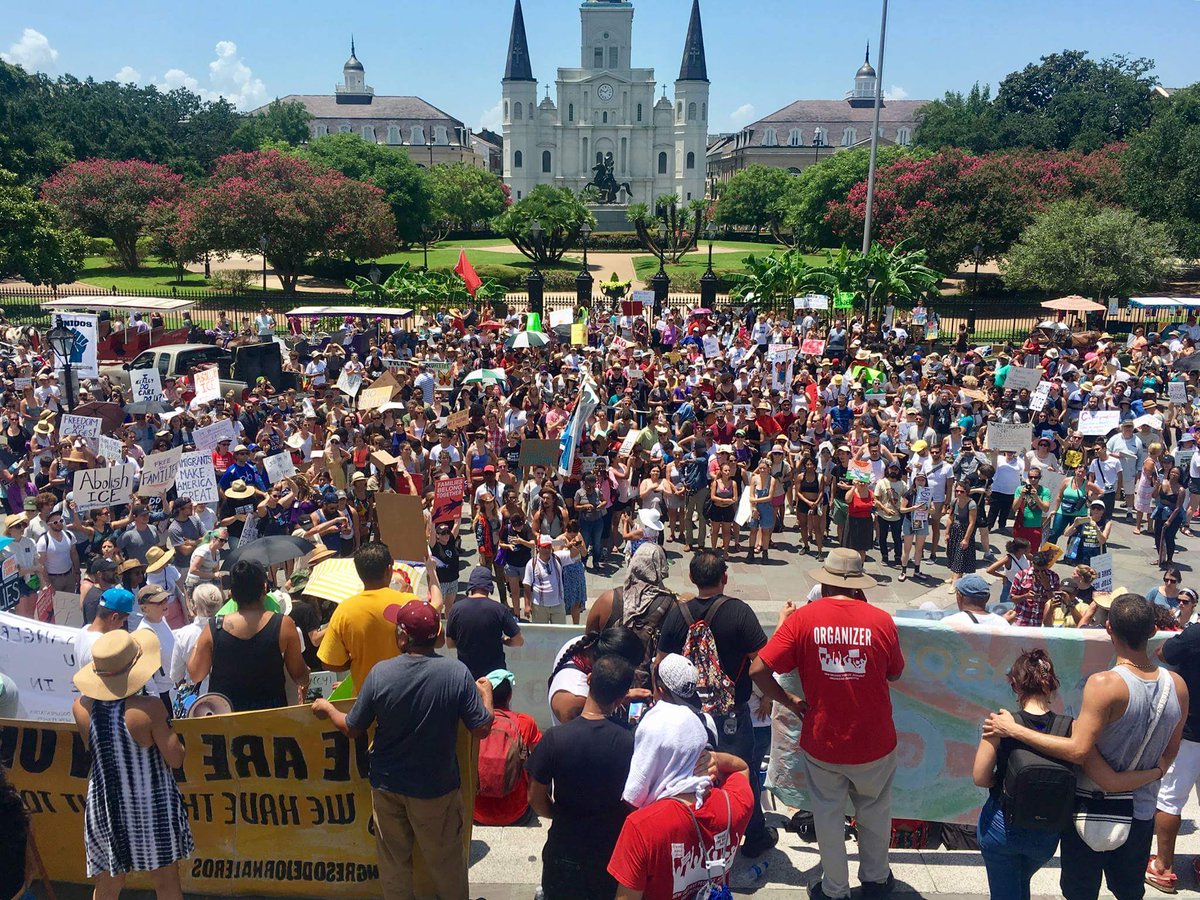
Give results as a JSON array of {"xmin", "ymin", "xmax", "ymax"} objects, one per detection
[{"xmin": 1145, "ymin": 857, "xmax": 1177, "ymax": 894}]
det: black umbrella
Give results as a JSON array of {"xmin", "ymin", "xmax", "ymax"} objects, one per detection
[
  {"xmin": 223, "ymin": 535, "xmax": 316, "ymax": 570},
  {"xmin": 124, "ymin": 400, "xmax": 176, "ymax": 416},
  {"xmin": 1175, "ymin": 353, "xmax": 1200, "ymax": 373}
]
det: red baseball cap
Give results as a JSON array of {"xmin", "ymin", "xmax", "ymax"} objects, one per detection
[{"xmin": 384, "ymin": 601, "xmax": 440, "ymax": 642}]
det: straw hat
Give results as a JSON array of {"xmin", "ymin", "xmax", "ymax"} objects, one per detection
[
  {"xmin": 73, "ymin": 629, "xmax": 161, "ymax": 701},
  {"xmin": 145, "ymin": 545, "xmax": 176, "ymax": 574},
  {"xmin": 808, "ymin": 548, "xmax": 878, "ymax": 591},
  {"xmin": 117, "ymin": 558, "xmax": 145, "ymax": 576},
  {"xmin": 225, "ymin": 479, "xmax": 256, "ymax": 500},
  {"xmin": 308, "ymin": 547, "xmax": 338, "ymax": 567},
  {"xmin": 33, "ymin": 421, "xmax": 53, "ymax": 435},
  {"xmin": 4, "ymin": 513, "xmax": 26, "ymax": 531}
]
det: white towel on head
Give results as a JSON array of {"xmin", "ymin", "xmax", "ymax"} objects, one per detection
[{"xmin": 622, "ymin": 701, "xmax": 712, "ymax": 809}]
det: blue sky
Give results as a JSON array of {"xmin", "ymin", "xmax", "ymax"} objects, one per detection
[{"xmin": 2, "ymin": 0, "xmax": 1195, "ymax": 134}]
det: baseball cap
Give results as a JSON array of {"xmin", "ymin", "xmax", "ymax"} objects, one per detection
[
  {"xmin": 384, "ymin": 601, "xmax": 440, "ymax": 642},
  {"xmin": 136, "ymin": 584, "xmax": 169, "ymax": 605},
  {"xmin": 467, "ymin": 566, "xmax": 495, "ymax": 593},
  {"xmin": 657, "ymin": 653, "xmax": 698, "ymax": 698},
  {"xmin": 99, "ymin": 588, "xmax": 135, "ymax": 615},
  {"xmin": 88, "ymin": 557, "xmax": 118, "ymax": 575},
  {"xmin": 537, "ymin": 534, "xmax": 555, "ymax": 548},
  {"xmin": 955, "ymin": 574, "xmax": 991, "ymax": 601},
  {"xmin": 485, "ymin": 669, "xmax": 515, "ymax": 689}
]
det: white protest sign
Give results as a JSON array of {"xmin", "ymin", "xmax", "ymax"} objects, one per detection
[
  {"xmin": 1090, "ymin": 552, "xmax": 1113, "ymax": 593},
  {"xmin": 1003, "ymin": 366, "xmax": 1042, "ymax": 392},
  {"xmin": 136, "ymin": 446, "xmax": 183, "ymax": 497},
  {"xmin": 1037, "ymin": 468, "xmax": 1065, "ymax": 505},
  {"xmin": 794, "ymin": 293, "xmax": 829, "ymax": 310},
  {"xmin": 336, "ymin": 370, "xmax": 363, "ymax": 396},
  {"xmin": 193, "ymin": 419, "xmax": 236, "ymax": 453},
  {"xmin": 50, "ymin": 313, "xmax": 99, "ymax": 379},
  {"xmin": 734, "ymin": 481, "xmax": 754, "ymax": 527},
  {"xmin": 548, "ymin": 309, "xmax": 574, "ymax": 329},
  {"xmin": 193, "ymin": 365, "xmax": 220, "ymax": 404},
  {"xmin": 1078, "ymin": 409, "xmax": 1120, "ymax": 436},
  {"xmin": 1029, "ymin": 381, "xmax": 1052, "ymax": 412},
  {"xmin": 236, "ymin": 511, "xmax": 260, "ymax": 550},
  {"xmin": 73, "ymin": 463, "xmax": 137, "ymax": 512},
  {"xmin": 263, "ymin": 452, "xmax": 297, "ymax": 484},
  {"xmin": 1169, "ymin": 381, "xmax": 1188, "ymax": 406},
  {"xmin": 175, "ymin": 450, "xmax": 219, "ymax": 505},
  {"xmin": 0, "ymin": 611, "xmax": 82, "ymax": 722},
  {"xmin": 97, "ymin": 435, "xmax": 123, "ymax": 463},
  {"xmin": 985, "ymin": 423, "xmax": 1033, "ymax": 453},
  {"xmin": 130, "ymin": 367, "xmax": 162, "ymax": 403},
  {"xmin": 61, "ymin": 414, "xmax": 102, "ymax": 451},
  {"xmin": 619, "ymin": 429, "xmax": 640, "ymax": 456},
  {"xmin": 14, "ymin": 377, "xmax": 31, "ymax": 390},
  {"xmin": 702, "ymin": 334, "xmax": 720, "ymax": 358},
  {"xmin": 631, "ymin": 289, "xmax": 655, "ymax": 307}
]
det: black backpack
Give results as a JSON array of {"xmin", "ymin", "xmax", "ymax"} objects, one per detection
[{"xmin": 1001, "ymin": 713, "xmax": 1076, "ymax": 832}]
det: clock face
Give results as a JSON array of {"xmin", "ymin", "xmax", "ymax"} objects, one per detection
[{"xmin": 597, "ymin": 83, "xmax": 614, "ymax": 102}]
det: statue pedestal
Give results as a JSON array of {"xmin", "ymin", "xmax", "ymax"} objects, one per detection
[{"xmin": 587, "ymin": 205, "xmax": 634, "ymax": 233}]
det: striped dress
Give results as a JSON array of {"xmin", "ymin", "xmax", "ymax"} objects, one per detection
[{"xmin": 84, "ymin": 698, "xmax": 194, "ymax": 876}]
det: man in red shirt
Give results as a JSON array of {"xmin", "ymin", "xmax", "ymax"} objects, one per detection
[{"xmin": 750, "ymin": 548, "xmax": 904, "ymax": 900}]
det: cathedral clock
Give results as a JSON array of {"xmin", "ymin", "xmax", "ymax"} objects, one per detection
[{"xmin": 597, "ymin": 82, "xmax": 614, "ymax": 102}]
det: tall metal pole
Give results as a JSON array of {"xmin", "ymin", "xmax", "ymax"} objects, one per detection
[{"xmin": 861, "ymin": 0, "xmax": 889, "ymax": 325}]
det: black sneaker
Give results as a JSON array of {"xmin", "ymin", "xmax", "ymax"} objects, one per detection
[
  {"xmin": 808, "ymin": 882, "xmax": 851, "ymax": 900},
  {"xmin": 860, "ymin": 871, "xmax": 896, "ymax": 897},
  {"xmin": 740, "ymin": 825, "xmax": 778, "ymax": 858}
]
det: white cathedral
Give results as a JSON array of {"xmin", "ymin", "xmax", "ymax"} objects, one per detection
[{"xmin": 501, "ymin": 0, "xmax": 709, "ymax": 206}]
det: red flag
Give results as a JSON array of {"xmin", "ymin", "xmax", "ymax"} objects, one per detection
[{"xmin": 454, "ymin": 249, "xmax": 482, "ymax": 297}]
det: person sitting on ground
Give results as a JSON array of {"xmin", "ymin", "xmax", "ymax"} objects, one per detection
[{"xmin": 473, "ymin": 669, "xmax": 541, "ymax": 827}]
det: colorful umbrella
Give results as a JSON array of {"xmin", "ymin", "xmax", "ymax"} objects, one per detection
[
  {"xmin": 506, "ymin": 331, "xmax": 551, "ymax": 349},
  {"xmin": 1040, "ymin": 296, "xmax": 1106, "ymax": 312},
  {"xmin": 463, "ymin": 368, "xmax": 508, "ymax": 384}
]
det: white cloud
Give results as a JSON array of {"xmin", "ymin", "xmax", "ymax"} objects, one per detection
[
  {"xmin": 114, "ymin": 65, "xmax": 141, "ymax": 84},
  {"xmin": 478, "ymin": 100, "xmax": 503, "ymax": 132},
  {"xmin": 729, "ymin": 103, "xmax": 756, "ymax": 127},
  {"xmin": 885, "ymin": 85, "xmax": 909, "ymax": 100},
  {"xmin": 1, "ymin": 28, "xmax": 59, "ymax": 71},
  {"xmin": 154, "ymin": 40, "xmax": 266, "ymax": 110}
]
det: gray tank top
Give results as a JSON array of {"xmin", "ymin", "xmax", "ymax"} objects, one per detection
[{"xmin": 1095, "ymin": 666, "xmax": 1180, "ymax": 819}]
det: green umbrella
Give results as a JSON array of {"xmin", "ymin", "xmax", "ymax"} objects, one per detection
[
  {"xmin": 463, "ymin": 368, "xmax": 508, "ymax": 385},
  {"xmin": 506, "ymin": 331, "xmax": 551, "ymax": 349}
]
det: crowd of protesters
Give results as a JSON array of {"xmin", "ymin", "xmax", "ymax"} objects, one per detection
[{"xmin": 6, "ymin": 297, "xmax": 1200, "ymax": 899}]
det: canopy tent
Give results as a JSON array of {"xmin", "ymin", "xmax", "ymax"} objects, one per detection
[
  {"xmin": 43, "ymin": 296, "xmax": 196, "ymax": 314},
  {"xmin": 1129, "ymin": 297, "xmax": 1200, "ymax": 309},
  {"xmin": 287, "ymin": 305, "xmax": 414, "ymax": 318}
]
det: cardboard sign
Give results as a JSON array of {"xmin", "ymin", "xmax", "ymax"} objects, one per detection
[
  {"xmin": 611, "ymin": 335, "xmax": 634, "ymax": 353},
  {"xmin": 794, "ymin": 294, "xmax": 829, "ymax": 310},
  {"xmin": 375, "ymin": 492, "xmax": 428, "ymax": 561},
  {"xmin": 618, "ymin": 429, "xmax": 640, "ymax": 456},
  {"xmin": 1078, "ymin": 409, "xmax": 1120, "ymax": 436},
  {"xmin": 518, "ymin": 439, "xmax": 560, "ymax": 469},
  {"xmin": 136, "ymin": 446, "xmax": 183, "ymax": 496},
  {"xmin": 432, "ymin": 476, "xmax": 467, "ymax": 524},
  {"xmin": 427, "ymin": 360, "xmax": 454, "ymax": 391},
  {"xmin": 985, "ymin": 423, "xmax": 1033, "ymax": 453},
  {"xmin": 631, "ymin": 289, "xmax": 655, "ymax": 307},
  {"xmin": 193, "ymin": 419, "xmax": 236, "ymax": 453},
  {"xmin": 97, "ymin": 435, "xmax": 123, "ymax": 464},
  {"xmin": 702, "ymin": 334, "xmax": 720, "ymax": 358},
  {"xmin": 14, "ymin": 377, "xmax": 31, "ymax": 390},
  {"xmin": 358, "ymin": 385, "xmax": 394, "ymax": 410},
  {"xmin": 235, "ymin": 510, "xmax": 260, "ymax": 550},
  {"xmin": 913, "ymin": 487, "xmax": 933, "ymax": 525},
  {"xmin": 50, "ymin": 312, "xmax": 99, "ymax": 379},
  {"xmin": 263, "ymin": 451, "xmax": 297, "ymax": 484},
  {"xmin": 848, "ymin": 458, "xmax": 873, "ymax": 483},
  {"xmin": 548, "ymin": 308, "xmax": 574, "ymax": 329},
  {"xmin": 1029, "ymin": 381, "xmax": 1052, "ymax": 412},
  {"xmin": 570, "ymin": 323, "xmax": 586, "ymax": 346},
  {"xmin": 1169, "ymin": 381, "xmax": 1188, "ymax": 405},
  {"xmin": 175, "ymin": 450, "xmax": 219, "ymax": 505},
  {"xmin": 193, "ymin": 365, "xmax": 220, "ymax": 404},
  {"xmin": 73, "ymin": 463, "xmax": 137, "ymax": 512},
  {"xmin": 370, "ymin": 450, "xmax": 400, "ymax": 470},
  {"xmin": 834, "ymin": 291, "xmax": 855, "ymax": 310},
  {"xmin": 580, "ymin": 456, "xmax": 607, "ymax": 476},
  {"xmin": 800, "ymin": 339, "xmax": 826, "ymax": 356},
  {"xmin": 335, "ymin": 370, "xmax": 362, "ymax": 397},
  {"xmin": 130, "ymin": 367, "xmax": 162, "ymax": 403},
  {"xmin": 446, "ymin": 409, "xmax": 471, "ymax": 431},
  {"xmin": 61, "ymin": 414, "xmax": 101, "ymax": 452},
  {"xmin": 1002, "ymin": 366, "xmax": 1042, "ymax": 392},
  {"xmin": 1090, "ymin": 552, "xmax": 1113, "ymax": 593}
]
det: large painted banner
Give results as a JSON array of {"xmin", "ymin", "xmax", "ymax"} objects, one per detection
[
  {"xmin": 766, "ymin": 618, "xmax": 1163, "ymax": 824},
  {"xmin": 50, "ymin": 312, "xmax": 99, "ymax": 379}
]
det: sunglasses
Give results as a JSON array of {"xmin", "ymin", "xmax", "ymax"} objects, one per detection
[{"xmin": 1164, "ymin": 577, "xmax": 1179, "ymax": 584}]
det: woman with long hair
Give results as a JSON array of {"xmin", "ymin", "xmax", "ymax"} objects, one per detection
[
  {"xmin": 899, "ymin": 471, "xmax": 931, "ymax": 582},
  {"xmin": 748, "ymin": 457, "xmax": 776, "ymax": 560},
  {"xmin": 795, "ymin": 455, "xmax": 824, "ymax": 555},
  {"xmin": 1047, "ymin": 465, "xmax": 1101, "ymax": 544},
  {"xmin": 843, "ymin": 476, "xmax": 875, "ymax": 563},
  {"xmin": 1152, "ymin": 465, "xmax": 1187, "ymax": 567},
  {"xmin": 708, "ymin": 460, "xmax": 739, "ymax": 553},
  {"xmin": 474, "ymin": 491, "xmax": 508, "ymax": 610},
  {"xmin": 946, "ymin": 482, "xmax": 979, "ymax": 588}
]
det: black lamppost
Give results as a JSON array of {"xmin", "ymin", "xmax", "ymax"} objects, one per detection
[
  {"xmin": 699, "ymin": 222, "xmax": 718, "ymax": 308},
  {"xmin": 650, "ymin": 223, "xmax": 670, "ymax": 315},
  {"xmin": 369, "ymin": 264, "xmax": 382, "ymax": 300},
  {"xmin": 259, "ymin": 235, "xmax": 269, "ymax": 295},
  {"xmin": 969, "ymin": 242, "xmax": 983, "ymax": 334},
  {"xmin": 46, "ymin": 317, "xmax": 76, "ymax": 412},
  {"xmin": 526, "ymin": 219, "xmax": 545, "ymax": 318},
  {"xmin": 576, "ymin": 221, "xmax": 594, "ymax": 307},
  {"xmin": 811, "ymin": 133, "xmax": 825, "ymax": 167}
]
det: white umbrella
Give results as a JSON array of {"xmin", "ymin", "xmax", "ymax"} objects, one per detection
[
  {"xmin": 506, "ymin": 331, "xmax": 551, "ymax": 349},
  {"xmin": 463, "ymin": 368, "xmax": 508, "ymax": 384}
]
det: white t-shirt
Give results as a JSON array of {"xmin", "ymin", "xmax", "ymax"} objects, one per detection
[
  {"xmin": 943, "ymin": 610, "xmax": 1010, "ymax": 627},
  {"xmin": 37, "ymin": 530, "xmax": 74, "ymax": 576},
  {"xmin": 75, "ymin": 627, "xmax": 106, "ymax": 670},
  {"xmin": 137, "ymin": 617, "xmax": 175, "ymax": 697},
  {"xmin": 522, "ymin": 549, "xmax": 574, "ymax": 608},
  {"xmin": 547, "ymin": 637, "xmax": 590, "ymax": 725}
]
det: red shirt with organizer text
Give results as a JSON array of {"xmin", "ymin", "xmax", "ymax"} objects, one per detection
[{"xmin": 758, "ymin": 596, "xmax": 904, "ymax": 765}]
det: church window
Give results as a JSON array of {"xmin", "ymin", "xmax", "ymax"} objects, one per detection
[
  {"xmin": 338, "ymin": 124, "xmax": 351, "ymax": 134},
  {"xmin": 594, "ymin": 48, "xmax": 604, "ymax": 67},
  {"xmin": 504, "ymin": 101, "xmax": 509, "ymax": 120},
  {"xmin": 542, "ymin": 150, "xmax": 552, "ymax": 173},
  {"xmin": 842, "ymin": 126, "xmax": 857, "ymax": 146},
  {"xmin": 637, "ymin": 103, "xmax": 643, "ymax": 122},
  {"xmin": 597, "ymin": 151, "xmax": 604, "ymax": 166},
  {"xmin": 676, "ymin": 101, "xmax": 683, "ymax": 122},
  {"xmin": 762, "ymin": 128, "xmax": 778, "ymax": 146},
  {"xmin": 701, "ymin": 102, "xmax": 706, "ymax": 121},
  {"xmin": 789, "ymin": 128, "xmax": 803, "ymax": 146},
  {"xmin": 513, "ymin": 103, "xmax": 523, "ymax": 121},
  {"xmin": 658, "ymin": 152, "xmax": 668, "ymax": 175},
  {"xmin": 387, "ymin": 126, "xmax": 401, "ymax": 144},
  {"xmin": 686, "ymin": 151, "xmax": 695, "ymax": 169},
  {"xmin": 514, "ymin": 150, "xmax": 523, "ymax": 168},
  {"xmin": 362, "ymin": 125, "xmax": 374, "ymax": 141},
  {"xmin": 609, "ymin": 47, "xmax": 618, "ymax": 68},
  {"xmin": 897, "ymin": 127, "xmax": 911, "ymax": 146},
  {"xmin": 688, "ymin": 102, "xmax": 697, "ymax": 121},
  {"xmin": 568, "ymin": 103, "xmax": 574, "ymax": 122},
  {"xmin": 602, "ymin": 111, "xmax": 608, "ymax": 124},
  {"xmin": 315, "ymin": 124, "xmax": 328, "ymax": 137},
  {"xmin": 435, "ymin": 126, "xmax": 448, "ymax": 144}
]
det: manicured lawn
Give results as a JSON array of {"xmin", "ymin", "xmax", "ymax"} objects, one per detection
[
  {"xmin": 375, "ymin": 246, "xmax": 533, "ymax": 270},
  {"xmin": 631, "ymin": 250, "xmax": 825, "ymax": 281},
  {"xmin": 77, "ymin": 256, "xmax": 213, "ymax": 291}
]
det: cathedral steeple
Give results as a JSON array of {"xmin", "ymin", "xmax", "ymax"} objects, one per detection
[
  {"xmin": 503, "ymin": 0, "xmax": 536, "ymax": 82},
  {"xmin": 677, "ymin": 0, "xmax": 708, "ymax": 83}
]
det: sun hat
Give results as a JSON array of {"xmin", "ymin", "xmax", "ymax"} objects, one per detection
[
  {"xmin": 116, "ymin": 559, "xmax": 144, "ymax": 576},
  {"xmin": 232, "ymin": 444, "xmax": 249, "ymax": 454},
  {"xmin": 225, "ymin": 479, "xmax": 255, "ymax": 500},
  {"xmin": 308, "ymin": 547, "xmax": 337, "ymax": 567},
  {"xmin": 638, "ymin": 508, "xmax": 665, "ymax": 533},
  {"xmin": 4, "ymin": 513, "xmax": 26, "ymax": 531},
  {"xmin": 954, "ymin": 574, "xmax": 992, "ymax": 601},
  {"xmin": 467, "ymin": 566, "xmax": 495, "ymax": 593},
  {"xmin": 656, "ymin": 653, "xmax": 698, "ymax": 698},
  {"xmin": 286, "ymin": 433, "xmax": 306, "ymax": 449},
  {"xmin": 136, "ymin": 584, "xmax": 169, "ymax": 606},
  {"xmin": 144, "ymin": 545, "xmax": 176, "ymax": 574},
  {"xmin": 33, "ymin": 421, "xmax": 52, "ymax": 435},
  {"xmin": 808, "ymin": 548, "xmax": 877, "ymax": 591},
  {"xmin": 73, "ymin": 630, "xmax": 162, "ymax": 702},
  {"xmin": 384, "ymin": 600, "xmax": 440, "ymax": 642}
]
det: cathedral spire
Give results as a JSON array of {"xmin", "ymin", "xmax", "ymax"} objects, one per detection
[
  {"xmin": 677, "ymin": 0, "xmax": 708, "ymax": 82},
  {"xmin": 503, "ymin": 0, "xmax": 536, "ymax": 82}
]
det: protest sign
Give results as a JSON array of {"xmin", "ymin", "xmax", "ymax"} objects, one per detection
[
  {"xmin": 1078, "ymin": 409, "xmax": 1120, "ymax": 436},
  {"xmin": 427, "ymin": 360, "xmax": 454, "ymax": 391},
  {"xmin": 357, "ymin": 386, "xmax": 394, "ymax": 410},
  {"xmin": 130, "ymin": 366, "xmax": 162, "ymax": 403},
  {"xmin": 1169, "ymin": 381, "xmax": 1188, "ymax": 405},
  {"xmin": 176, "ymin": 450, "xmax": 219, "ymax": 505},
  {"xmin": 1090, "ymin": 552, "xmax": 1113, "ymax": 593},
  {"xmin": 702, "ymin": 334, "xmax": 720, "ymax": 358},
  {"xmin": 570, "ymin": 323, "xmax": 586, "ymax": 346},
  {"xmin": 446, "ymin": 408, "xmax": 471, "ymax": 431},
  {"xmin": 375, "ymin": 492, "xmax": 428, "ymax": 561},
  {"xmin": 235, "ymin": 511, "xmax": 260, "ymax": 549},
  {"xmin": 264, "ymin": 452, "xmax": 297, "ymax": 484},
  {"xmin": 618, "ymin": 429, "xmax": 640, "ymax": 456},
  {"xmin": 0, "ymin": 611, "xmax": 80, "ymax": 720},
  {"xmin": 432, "ymin": 477, "xmax": 467, "ymax": 524},
  {"xmin": 985, "ymin": 422, "xmax": 1032, "ymax": 453},
  {"xmin": 73, "ymin": 463, "xmax": 136, "ymax": 512},
  {"xmin": 734, "ymin": 481, "xmax": 754, "ymax": 527},
  {"xmin": 193, "ymin": 365, "xmax": 220, "ymax": 404},
  {"xmin": 50, "ymin": 312, "xmax": 99, "ymax": 379},
  {"xmin": 193, "ymin": 419, "xmax": 236, "ymax": 453},
  {"xmin": 913, "ymin": 487, "xmax": 932, "ymax": 525},
  {"xmin": 335, "ymin": 370, "xmax": 362, "ymax": 397},
  {"xmin": 137, "ymin": 446, "xmax": 183, "ymax": 496},
  {"xmin": 630, "ymin": 289, "xmax": 655, "ymax": 308},
  {"xmin": 732, "ymin": 403, "xmax": 753, "ymax": 422},
  {"xmin": 580, "ymin": 456, "xmax": 607, "ymax": 476},
  {"xmin": 794, "ymin": 293, "xmax": 829, "ymax": 310},
  {"xmin": 61, "ymin": 414, "xmax": 101, "ymax": 451},
  {"xmin": 1029, "ymin": 381, "xmax": 1052, "ymax": 412},
  {"xmin": 770, "ymin": 349, "xmax": 795, "ymax": 393},
  {"xmin": 548, "ymin": 308, "xmax": 574, "ymax": 328},
  {"xmin": 834, "ymin": 291, "xmax": 855, "ymax": 310},
  {"xmin": 800, "ymin": 339, "xmax": 826, "ymax": 356},
  {"xmin": 610, "ymin": 335, "xmax": 634, "ymax": 353},
  {"xmin": 848, "ymin": 459, "xmax": 873, "ymax": 483},
  {"xmin": 1038, "ymin": 468, "xmax": 1065, "ymax": 503},
  {"xmin": 518, "ymin": 439, "xmax": 560, "ymax": 469},
  {"xmin": 1002, "ymin": 366, "xmax": 1041, "ymax": 392},
  {"xmin": 97, "ymin": 435, "xmax": 123, "ymax": 464}
]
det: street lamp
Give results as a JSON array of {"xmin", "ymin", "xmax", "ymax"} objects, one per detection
[
  {"xmin": 576, "ymin": 221, "xmax": 594, "ymax": 307},
  {"xmin": 970, "ymin": 242, "xmax": 983, "ymax": 334},
  {"xmin": 259, "ymin": 235, "xmax": 269, "ymax": 295},
  {"xmin": 526, "ymin": 219, "xmax": 545, "ymax": 318},
  {"xmin": 700, "ymin": 222, "xmax": 718, "ymax": 308},
  {"xmin": 46, "ymin": 317, "xmax": 76, "ymax": 412},
  {"xmin": 650, "ymin": 223, "xmax": 670, "ymax": 315},
  {"xmin": 811, "ymin": 133, "xmax": 825, "ymax": 168},
  {"xmin": 860, "ymin": 0, "xmax": 890, "ymax": 325}
]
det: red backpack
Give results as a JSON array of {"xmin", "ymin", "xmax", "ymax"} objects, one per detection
[
  {"xmin": 477, "ymin": 709, "xmax": 528, "ymax": 798},
  {"xmin": 679, "ymin": 596, "xmax": 737, "ymax": 716}
]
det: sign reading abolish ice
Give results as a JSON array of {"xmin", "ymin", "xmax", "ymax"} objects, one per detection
[
  {"xmin": 50, "ymin": 313, "xmax": 99, "ymax": 379},
  {"xmin": 73, "ymin": 463, "xmax": 137, "ymax": 512},
  {"xmin": 193, "ymin": 365, "xmax": 220, "ymax": 404},
  {"xmin": 176, "ymin": 450, "xmax": 219, "ymax": 505},
  {"xmin": 130, "ymin": 366, "xmax": 163, "ymax": 403}
]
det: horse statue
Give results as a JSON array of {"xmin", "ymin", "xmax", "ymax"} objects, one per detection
[{"xmin": 584, "ymin": 152, "xmax": 632, "ymax": 205}]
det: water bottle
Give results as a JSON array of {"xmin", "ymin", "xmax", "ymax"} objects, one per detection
[{"xmin": 733, "ymin": 859, "xmax": 770, "ymax": 889}]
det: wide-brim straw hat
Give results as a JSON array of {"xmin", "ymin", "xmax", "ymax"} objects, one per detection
[
  {"xmin": 117, "ymin": 558, "xmax": 145, "ymax": 576},
  {"xmin": 144, "ymin": 545, "xmax": 176, "ymax": 574},
  {"xmin": 808, "ymin": 548, "xmax": 878, "ymax": 591},
  {"xmin": 225, "ymin": 479, "xmax": 256, "ymax": 500},
  {"xmin": 73, "ymin": 629, "xmax": 161, "ymax": 701}
]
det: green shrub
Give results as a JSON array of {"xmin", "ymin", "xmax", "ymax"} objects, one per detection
[
  {"xmin": 209, "ymin": 269, "xmax": 255, "ymax": 293},
  {"xmin": 303, "ymin": 256, "xmax": 363, "ymax": 281},
  {"xmin": 586, "ymin": 232, "xmax": 646, "ymax": 251},
  {"xmin": 662, "ymin": 268, "xmax": 742, "ymax": 293}
]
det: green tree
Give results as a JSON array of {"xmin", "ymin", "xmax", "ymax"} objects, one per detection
[
  {"xmin": 428, "ymin": 163, "xmax": 508, "ymax": 231},
  {"xmin": 144, "ymin": 192, "xmax": 207, "ymax": 283},
  {"xmin": 628, "ymin": 196, "xmax": 706, "ymax": 263},
  {"xmin": 913, "ymin": 84, "xmax": 999, "ymax": 153},
  {"xmin": 0, "ymin": 62, "xmax": 72, "ymax": 184},
  {"xmin": 714, "ymin": 165, "xmax": 794, "ymax": 232},
  {"xmin": 0, "ymin": 168, "xmax": 86, "ymax": 285},
  {"xmin": 232, "ymin": 99, "xmax": 313, "ymax": 149},
  {"xmin": 1001, "ymin": 201, "xmax": 1175, "ymax": 300},
  {"xmin": 1125, "ymin": 85, "xmax": 1200, "ymax": 260},
  {"xmin": 302, "ymin": 133, "xmax": 433, "ymax": 247},
  {"xmin": 492, "ymin": 185, "xmax": 594, "ymax": 264}
]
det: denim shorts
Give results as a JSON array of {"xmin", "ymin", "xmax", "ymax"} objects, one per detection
[{"xmin": 504, "ymin": 564, "xmax": 524, "ymax": 579}]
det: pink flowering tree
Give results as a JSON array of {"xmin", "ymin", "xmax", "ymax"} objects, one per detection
[
  {"xmin": 188, "ymin": 150, "xmax": 397, "ymax": 292},
  {"xmin": 144, "ymin": 192, "xmax": 207, "ymax": 283},
  {"xmin": 40, "ymin": 159, "xmax": 184, "ymax": 270}
]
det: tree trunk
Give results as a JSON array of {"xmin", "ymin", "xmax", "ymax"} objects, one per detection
[{"xmin": 114, "ymin": 233, "xmax": 140, "ymax": 271}]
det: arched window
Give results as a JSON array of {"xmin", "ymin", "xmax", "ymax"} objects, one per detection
[
  {"xmin": 514, "ymin": 150, "xmax": 523, "ymax": 169},
  {"xmin": 602, "ymin": 111, "xmax": 608, "ymax": 124},
  {"xmin": 361, "ymin": 125, "xmax": 374, "ymax": 141},
  {"xmin": 842, "ymin": 127, "xmax": 857, "ymax": 146},
  {"xmin": 435, "ymin": 126, "xmax": 448, "ymax": 144},
  {"xmin": 338, "ymin": 124, "xmax": 351, "ymax": 134},
  {"xmin": 596, "ymin": 151, "xmax": 604, "ymax": 165},
  {"xmin": 896, "ymin": 127, "xmax": 912, "ymax": 146},
  {"xmin": 789, "ymin": 128, "xmax": 803, "ymax": 147},
  {"xmin": 513, "ymin": 102, "xmax": 523, "ymax": 121},
  {"xmin": 568, "ymin": 103, "xmax": 574, "ymax": 122},
  {"xmin": 658, "ymin": 151, "xmax": 668, "ymax": 174},
  {"xmin": 411, "ymin": 125, "xmax": 426, "ymax": 144},
  {"xmin": 686, "ymin": 151, "xmax": 695, "ymax": 169},
  {"xmin": 387, "ymin": 126, "xmax": 401, "ymax": 144},
  {"xmin": 676, "ymin": 101, "xmax": 683, "ymax": 122},
  {"xmin": 687, "ymin": 102, "xmax": 697, "ymax": 121},
  {"xmin": 314, "ymin": 124, "xmax": 328, "ymax": 137},
  {"xmin": 542, "ymin": 150, "xmax": 552, "ymax": 173},
  {"xmin": 761, "ymin": 128, "xmax": 778, "ymax": 146},
  {"xmin": 637, "ymin": 103, "xmax": 643, "ymax": 122}
]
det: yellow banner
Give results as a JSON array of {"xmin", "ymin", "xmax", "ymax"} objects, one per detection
[{"xmin": 1, "ymin": 704, "xmax": 474, "ymax": 897}]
